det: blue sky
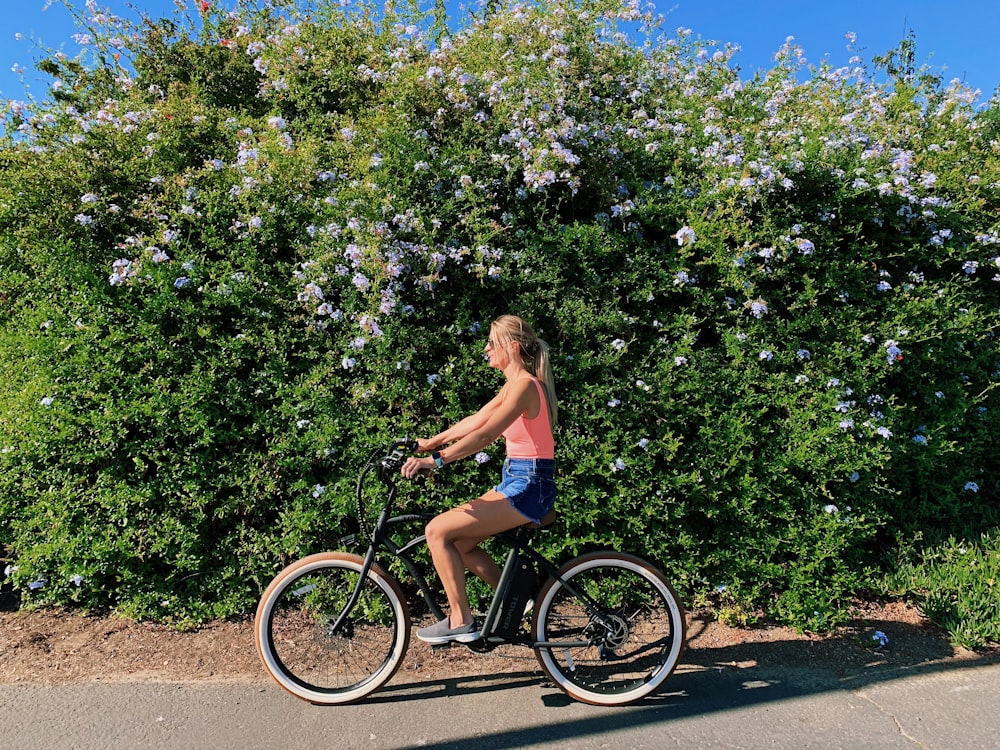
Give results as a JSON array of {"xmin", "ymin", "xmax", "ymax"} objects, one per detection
[{"xmin": 3, "ymin": 1, "xmax": 999, "ymax": 104}]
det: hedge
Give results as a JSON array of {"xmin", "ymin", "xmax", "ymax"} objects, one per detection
[{"xmin": 1, "ymin": 0, "xmax": 998, "ymax": 633}]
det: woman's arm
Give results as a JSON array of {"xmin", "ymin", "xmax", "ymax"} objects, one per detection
[
  {"xmin": 417, "ymin": 390, "xmax": 505, "ymax": 451},
  {"xmin": 433, "ymin": 380, "xmax": 539, "ymax": 462},
  {"xmin": 402, "ymin": 379, "xmax": 539, "ymax": 478}
]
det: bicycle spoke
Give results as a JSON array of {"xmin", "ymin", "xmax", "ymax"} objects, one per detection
[
  {"xmin": 256, "ymin": 553, "xmax": 410, "ymax": 704},
  {"xmin": 534, "ymin": 553, "xmax": 685, "ymax": 705}
]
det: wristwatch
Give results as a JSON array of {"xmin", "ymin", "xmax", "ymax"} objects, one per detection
[{"xmin": 432, "ymin": 452, "xmax": 445, "ymax": 469}]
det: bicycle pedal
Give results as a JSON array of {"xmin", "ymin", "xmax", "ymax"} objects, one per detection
[{"xmin": 463, "ymin": 635, "xmax": 493, "ymax": 653}]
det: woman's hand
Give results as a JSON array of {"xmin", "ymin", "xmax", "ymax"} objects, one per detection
[
  {"xmin": 401, "ymin": 456, "xmax": 435, "ymax": 479},
  {"xmin": 415, "ymin": 438, "xmax": 437, "ymax": 452}
]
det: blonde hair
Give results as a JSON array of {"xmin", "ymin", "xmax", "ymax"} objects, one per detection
[{"xmin": 490, "ymin": 315, "xmax": 558, "ymax": 426}]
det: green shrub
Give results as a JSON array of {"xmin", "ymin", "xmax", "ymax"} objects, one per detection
[
  {"xmin": 882, "ymin": 532, "xmax": 1000, "ymax": 648},
  {"xmin": 1, "ymin": 0, "xmax": 998, "ymax": 637}
]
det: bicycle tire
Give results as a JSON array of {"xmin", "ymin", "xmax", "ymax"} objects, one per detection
[
  {"xmin": 532, "ymin": 551, "xmax": 686, "ymax": 705},
  {"xmin": 255, "ymin": 552, "xmax": 411, "ymax": 704}
]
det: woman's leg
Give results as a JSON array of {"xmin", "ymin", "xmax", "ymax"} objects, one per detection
[
  {"xmin": 459, "ymin": 544, "xmax": 502, "ymax": 590},
  {"xmin": 425, "ymin": 490, "xmax": 526, "ymax": 627}
]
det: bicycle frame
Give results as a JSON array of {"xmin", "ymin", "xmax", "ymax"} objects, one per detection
[{"xmin": 331, "ymin": 454, "xmax": 601, "ymax": 652}]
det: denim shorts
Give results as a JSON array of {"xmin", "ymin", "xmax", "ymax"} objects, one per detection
[{"xmin": 494, "ymin": 458, "xmax": 556, "ymax": 525}]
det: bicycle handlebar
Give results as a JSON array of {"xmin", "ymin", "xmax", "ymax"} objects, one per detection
[
  {"xmin": 353, "ymin": 437, "xmax": 419, "ymax": 542},
  {"xmin": 377, "ymin": 437, "xmax": 418, "ymax": 481}
]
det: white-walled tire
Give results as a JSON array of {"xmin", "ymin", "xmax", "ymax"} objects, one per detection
[
  {"xmin": 255, "ymin": 552, "xmax": 410, "ymax": 704},
  {"xmin": 532, "ymin": 552, "xmax": 685, "ymax": 705}
]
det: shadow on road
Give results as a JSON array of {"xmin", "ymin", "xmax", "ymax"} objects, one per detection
[
  {"xmin": 370, "ymin": 670, "xmax": 548, "ymax": 703},
  {"xmin": 355, "ymin": 614, "xmax": 1000, "ymax": 749}
]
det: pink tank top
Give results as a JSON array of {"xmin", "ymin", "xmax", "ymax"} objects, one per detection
[{"xmin": 502, "ymin": 378, "xmax": 555, "ymax": 459}]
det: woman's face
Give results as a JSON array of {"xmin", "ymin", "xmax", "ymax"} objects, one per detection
[{"xmin": 484, "ymin": 328, "xmax": 509, "ymax": 369}]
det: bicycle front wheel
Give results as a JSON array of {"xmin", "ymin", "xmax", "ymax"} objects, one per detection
[
  {"xmin": 532, "ymin": 551, "xmax": 686, "ymax": 706},
  {"xmin": 255, "ymin": 552, "xmax": 410, "ymax": 704}
]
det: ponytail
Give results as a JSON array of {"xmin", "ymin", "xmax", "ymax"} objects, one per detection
[{"xmin": 492, "ymin": 314, "xmax": 558, "ymax": 426}]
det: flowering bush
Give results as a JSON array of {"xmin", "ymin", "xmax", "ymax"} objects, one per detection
[{"xmin": 1, "ymin": 0, "xmax": 998, "ymax": 634}]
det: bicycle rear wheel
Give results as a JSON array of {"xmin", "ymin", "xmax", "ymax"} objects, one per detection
[
  {"xmin": 532, "ymin": 551, "xmax": 685, "ymax": 705},
  {"xmin": 255, "ymin": 552, "xmax": 410, "ymax": 704}
]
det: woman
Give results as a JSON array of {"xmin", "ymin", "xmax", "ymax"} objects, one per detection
[{"xmin": 401, "ymin": 315, "xmax": 558, "ymax": 644}]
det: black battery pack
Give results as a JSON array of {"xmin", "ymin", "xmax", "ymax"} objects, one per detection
[{"xmin": 495, "ymin": 553, "xmax": 536, "ymax": 637}]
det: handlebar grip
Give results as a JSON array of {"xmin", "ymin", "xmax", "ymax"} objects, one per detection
[{"xmin": 378, "ymin": 437, "xmax": 419, "ymax": 478}]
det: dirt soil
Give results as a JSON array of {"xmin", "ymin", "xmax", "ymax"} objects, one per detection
[{"xmin": 2, "ymin": 598, "xmax": 996, "ymax": 687}]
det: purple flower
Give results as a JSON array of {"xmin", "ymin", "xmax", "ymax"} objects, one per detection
[
  {"xmin": 674, "ymin": 226, "xmax": 696, "ymax": 246},
  {"xmin": 749, "ymin": 299, "xmax": 768, "ymax": 318},
  {"xmin": 796, "ymin": 238, "xmax": 815, "ymax": 254}
]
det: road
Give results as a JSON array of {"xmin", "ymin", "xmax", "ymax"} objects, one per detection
[{"xmin": 3, "ymin": 656, "xmax": 1000, "ymax": 750}]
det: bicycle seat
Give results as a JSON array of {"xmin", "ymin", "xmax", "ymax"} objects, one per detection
[{"xmin": 522, "ymin": 509, "xmax": 557, "ymax": 530}]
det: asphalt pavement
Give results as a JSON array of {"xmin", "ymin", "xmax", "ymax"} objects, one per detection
[{"xmin": 2, "ymin": 653, "xmax": 999, "ymax": 750}]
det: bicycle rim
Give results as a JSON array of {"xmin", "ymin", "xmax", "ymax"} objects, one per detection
[
  {"xmin": 532, "ymin": 552, "xmax": 685, "ymax": 706},
  {"xmin": 255, "ymin": 552, "xmax": 410, "ymax": 704}
]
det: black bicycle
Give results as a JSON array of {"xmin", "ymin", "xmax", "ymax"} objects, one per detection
[{"xmin": 254, "ymin": 438, "xmax": 686, "ymax": 706}]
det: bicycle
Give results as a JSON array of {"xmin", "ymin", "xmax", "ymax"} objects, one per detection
[{"xmin": 254, "ymin": 437, "xmax": 686, "ymax": 706}]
